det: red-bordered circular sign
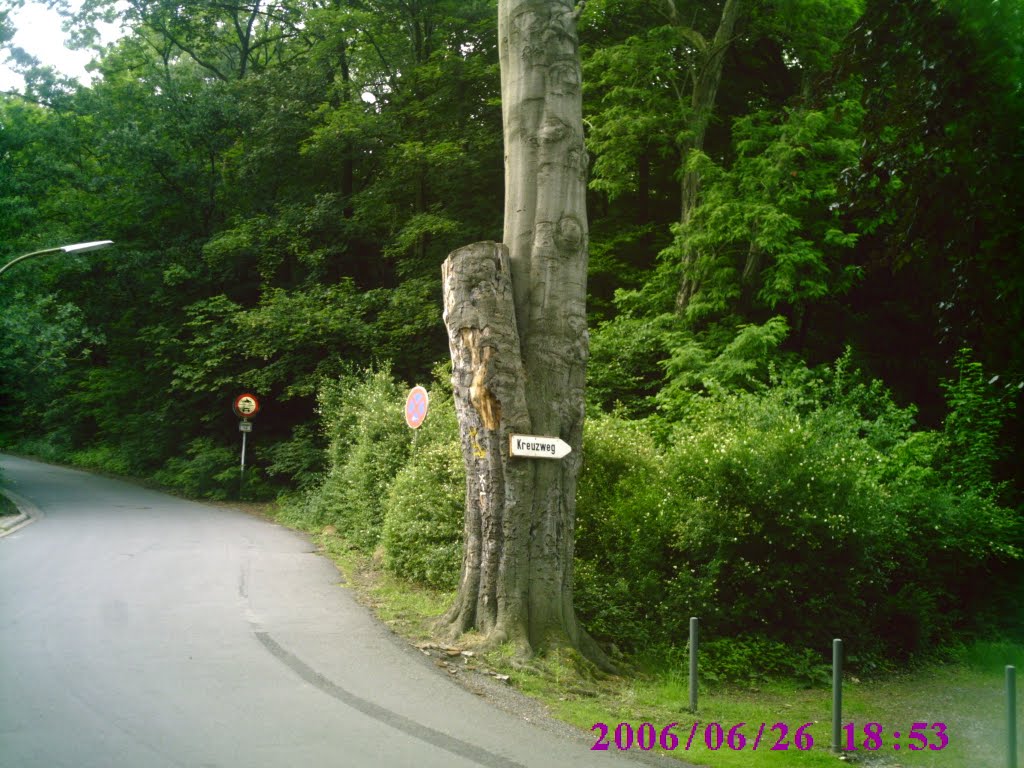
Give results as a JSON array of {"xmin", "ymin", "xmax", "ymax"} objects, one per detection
[
  {"xmin": 233, "ymin": 393, "xmax": 260, "ymax": 418},
  {"xmin": 404, "ymin": 386, "xmax": 429, "ymax": 429}
]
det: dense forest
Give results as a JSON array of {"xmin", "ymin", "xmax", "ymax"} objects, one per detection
[{"xmin": 2, "ymin": 0, "xmax": 1022, "ymax": 665}]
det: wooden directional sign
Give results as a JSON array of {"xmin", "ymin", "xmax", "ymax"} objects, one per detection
[
  {"xmin": 405, "ymin": 386, "xmax": 429, "ymax": 429},
  {"xmin": 508, "ymin": 434, "xmax": 572, "ymax": 459}
]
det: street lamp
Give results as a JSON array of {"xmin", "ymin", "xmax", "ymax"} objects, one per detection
[{"xmin": 0, "ymin": 240, "xmax": 114, "ymax": 278}]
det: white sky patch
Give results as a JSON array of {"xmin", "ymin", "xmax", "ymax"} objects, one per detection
[{"xmin": 1, "ymin": 1, "xmax": 125, "ymax": 92}]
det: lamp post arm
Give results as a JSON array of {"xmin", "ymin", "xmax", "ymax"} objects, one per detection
[
  {"xmin": 0, "ymin": 240, "xmax": 113, "ymax": 278},
  {"xmin": 0, "ymin": 247, "xmax": 63, "ymax": 277}
]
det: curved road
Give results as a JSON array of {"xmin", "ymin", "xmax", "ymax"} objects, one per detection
[{"xmin": 0, "ymin": 455, "xmax": 650, "ymax": 768}]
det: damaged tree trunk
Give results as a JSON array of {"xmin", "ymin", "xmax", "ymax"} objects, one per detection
[{"xmin": 440, "ymin": 0, "xmax": 606, "ymax": 666}]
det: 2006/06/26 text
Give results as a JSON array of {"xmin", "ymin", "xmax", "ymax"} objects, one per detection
[{"xmin": 590, "ymin": 721, "xmax": 950, "ymax": 752}]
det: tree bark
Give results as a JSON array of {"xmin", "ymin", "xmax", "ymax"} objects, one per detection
[
  {"xmin": 441, "ymin": 0, "xmax": 605, "ymax": 666},
  {"xmin": 673, "ymin": 0, "xmax": 742, "ymax": 312}
]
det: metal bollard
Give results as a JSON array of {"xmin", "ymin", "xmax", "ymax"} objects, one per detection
[
  {"xmin": 689, "ymin": 617, "xmax": 698, "ymax": 713},
  {"xmin": 1009, "ymin": 665, "xmax": 1018, "ymax": 768},
  {"xmin": 833, "ymin": 639, "xmax": 843, "ymax": 753}
]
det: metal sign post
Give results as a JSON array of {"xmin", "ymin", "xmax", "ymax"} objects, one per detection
[
  {"xmin": 233, "ymin": 394, "xmax": 260, "ymax": 496},
  {"xmin": 240, "ymin": 420, "xmax": 252, "ymax": 475}
]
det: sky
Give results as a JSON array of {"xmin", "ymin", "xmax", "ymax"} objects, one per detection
[{"xmin": 0, "ymin": 1, "xmax": 123, "ymax": 92}]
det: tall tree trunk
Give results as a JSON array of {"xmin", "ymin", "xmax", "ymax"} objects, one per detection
[
  {"xmin": 740, "ymin": 239, "xmax": 763, "ymax": 313},
  {"xmin": 440, "ymin": 0, "xmax": 606, "ymax": 667},
  {"xmin": 674, "ymin": 0, "xmax": 742, "ymax": 312},
  {"xmin": 339, "ymin": 34, "xmax": 355, "ymax": 220}
]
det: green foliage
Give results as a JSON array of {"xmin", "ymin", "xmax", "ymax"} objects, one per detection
[
  {"xmin": 667, "ymin": 383, "xmax": 894, "ymax": 651},
  {"xmin": 170, "ymin": 284, "xmax": 380, "ymax": 403},
  {"xmin": 315, "ymin": 367, "xmax": 410, "ymax": 550},
  {"xmin": 0, "ymin": 289, "xmax": 103, "ymax": 436},
  {"xmin": 956, "ymin": 640, "xmax": 1024, "ymax": 674},
  {"xmin": 940, "ymin": 347, "xmax": 1016, "ymax": 495},
  {"xmin": 841, "ymin": 0, "xmax": 1024, "ymax": 424},
  {"xmin": 584, "ymin": 21, "xmax": 692, "ymax": 203},
  {"xmin": 261, "ymin": 422, "xmax": 325, "ymax": 492},
  {"xmin": 695, "ymin": 636, "xmax": 831, "ymax": 687},
  {"xmin": 0, "ymin": 0, "xmax": 502, "ymax": 498},
  {"xmin": 0, "ymin": 461, "xmax": 15, "ymax": 515},
  {"xmin": 586, "ymin": 313, "xmax": 674, "ymax": 416},
  {"xmin": 368, "ymin": 276, "xmax": 448, "ymax": 381},
  {"xmin": 153, "ymin": 437, "xmax": 271, "ymax": 500},
  {"xmin": 381, "ymin": 373, "xmax": 465, "ymax": 589},
  {"xmin": 6, "ymin": 432, "xmax": 74, "ymax": 464},
  {"xmin": 167, "ymin": 295, "xmax": 246, "ymax": 397},
  {"xmin": 235, "ymin": 283, "xmax": 380, "ymax": 399},
  {"xmin": 589, "ymin": 311, "xmax": 795, "ymax": 420},
  {"xmin": 657, "ymin": 316, "xmax": 792, "ymax": 417},
  {"xmin": 0, "ymin": 489, "xmax": 16, "ymax": 518},
  {"xmin": 59, "ymin": 365, "xmax": 176, "ymax": 474},
  {"xmin": 673, "ymin": 100, "xmax": 864, "ymax": 324},
  {"xmin": 69, "ymin": 444, "xmax": 134, "ymax": 476},
  {"xmin": 756, "ymin": 0, "xmax": 864, "ymax": 77},
  {"xmin": 574, "ymin": 414, "xmax": 678, "ymax": 649},
  {"xmin": 574, "ymin": 354, "xmax": 1022, "ymax": 661},
  {"xmin": 285, "ymin": 364, "xmax": 465, "ymax": 590}
]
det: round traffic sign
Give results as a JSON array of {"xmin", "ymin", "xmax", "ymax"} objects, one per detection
[
  {"xmin": 404, "ymin": 386, "xmax": 429, "ymax": 429},
  {"xmin": 234, "ymin": 393, "xmax": 260, "ymax": 418}
]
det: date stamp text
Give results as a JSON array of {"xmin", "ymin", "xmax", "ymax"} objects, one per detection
[{"xmin": 589, "ymin": 721, "xmax": 949, "ymax": 753}]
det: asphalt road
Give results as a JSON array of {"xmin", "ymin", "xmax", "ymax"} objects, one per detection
[{"xmin": 0, "ymin": 454, "xmax": 652, "ymax": 768}]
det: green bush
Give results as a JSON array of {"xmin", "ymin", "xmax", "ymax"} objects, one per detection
[
  {"xmin": 575, "ymin": 387, "xmax": 901, "ymax": 657},
  {"xmin": 940, "ymin": 347, "xmax": 1016, "ymax": 495},
  {"xmin": 380, "ymin": 378, "xmax": 464, "ymax": 589},
  {"xmin": 687, "ymin": 636, "xmax": 831, "ymax": 687},
  {"xmin": 666, "ymin": 386, "xmax": 896, "ymax": 653},
  {"xmin": 153, "ymin": 436, "xmax": 271, "ymax": 500},
  {"xmin": 0, "ymin": 466, "xmax": 14, "ymax": 516},
  {"xmin": 574, "ymin": 414, "xmax": 681, "ymax": 650},
  {"xmin": 957, "ymin": 640, "xmax": 1024, "ymax": 673},
  {"xmin": 587, "ymin": 314, "xmax": 674, "ymax": 416},
  {"xmin": 262, "ymin": 422, "xmax": 325, "ymax": 491},
  {"xmin": 574, "ymin": 354, "xmax": 1022, "ymax": 663},
  {"xmin": 10, "ymin": 430, "xmax": 75, "ymax": 464},
  {"xmin": 70, "ymin": 444, "xmax": 134, "ymax": 475},
  {"xmin": 314, "ymin": 366, "xmax": 410, "ymax": 550}
]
